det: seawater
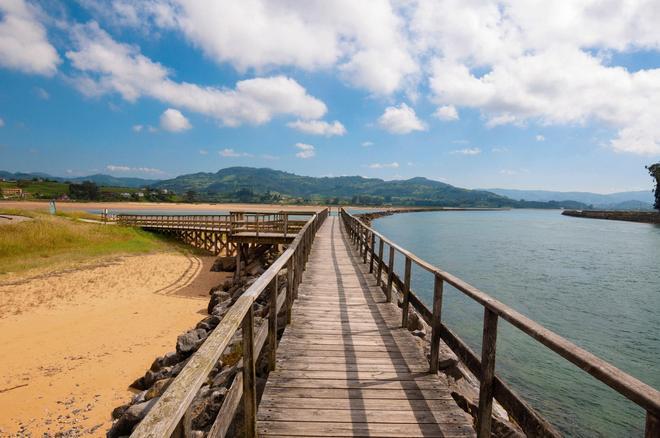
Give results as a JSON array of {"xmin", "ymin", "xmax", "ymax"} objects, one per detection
[{"xmin": 371, "ymin": 209, "xmax": 659, "ymax": 437}]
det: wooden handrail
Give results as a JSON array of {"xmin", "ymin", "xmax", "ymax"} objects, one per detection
[
  {"xmin": 130, "ymin": 208, "xmax": 328, "ymax": 438},
  {"xmin": 340, "ymin": 208, "xmax": 660, "ymax": 438}
]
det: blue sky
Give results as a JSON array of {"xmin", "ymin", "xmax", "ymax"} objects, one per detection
[{"xmin": 1, "ymin": 1, "xmax": 659, "ymax": 193}]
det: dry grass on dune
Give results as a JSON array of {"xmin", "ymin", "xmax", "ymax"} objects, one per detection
[{"xmin": 0, "ymin": 209, "xmax": 180, "ymax": 275}]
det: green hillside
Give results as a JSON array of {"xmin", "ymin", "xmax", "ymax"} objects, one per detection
[{"xmin": 152, "ymin": 167, "xmax": 586, "ymax": 208}]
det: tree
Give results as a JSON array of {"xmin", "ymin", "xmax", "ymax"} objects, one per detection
[
  {"xmin": 69, "ymin": 181, "xmax": 100, "ymax": 200},
  {"xmin": 647, "ymin": 163, "xmax": 660, "ymax": 210},
  {"xmin": 184, "ymin": 190, "xmax": 197, "ymax": 203}
]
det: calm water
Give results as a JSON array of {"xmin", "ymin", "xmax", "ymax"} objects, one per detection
[{"xmin": 372, "ymin": 210, "xmax": 659, "ymax": 437}]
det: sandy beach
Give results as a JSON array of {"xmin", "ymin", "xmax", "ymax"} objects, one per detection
[
  {"xmin": 0, "ymin": 201, "xmax": 326, "ymax": 214},
  {"xmin": 0, "ymin": 252, "xmax": 228, "ymax": 436}
]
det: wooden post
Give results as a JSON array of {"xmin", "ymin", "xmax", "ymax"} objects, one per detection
[
  {"xmin": 386, "ymin": 245, "xmax": 394, "ymax": 302},
  {"xmin": 242, "ymin": 305, "xmax": 257, "ymax": 438},
  {"xmin": 430, "ymin": 274, "xmax": 444, "ymax": 373},
  {"xmin": 235, "ymin": 243, "xmax": 242, "ymax": 280},
  {"xmin": 401, "ymin": 257, "xmax": 412, "ymax": 328},
  {"xmin": 646, "ymin": 412, "xmax": 659, "ymax": 438},
  {"xmin": 376, "ymin": 238, "xmax": 384, "ymax": 286},
  {"xmin": 369, "ymin": 232, "xmax": 376, "ymax": 273},
  {"xmin": 269, "ymin": 276, "xmax": 278, "ymax": 371},
  {"xmin": 363, "ymin": 229, "xmax": 368, "ymax": 263},
  {"xmin": 286, "ymin": 258, "xmax": 293, "ymax": 324},
  {"xmin": 476, "ymin": 308, "xmax": 498, "ymax": 438}
]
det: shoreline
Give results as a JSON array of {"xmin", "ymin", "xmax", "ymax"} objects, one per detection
[{"xmin": 562, "ymin": 209, "xmax": 660, "ymax": 224}]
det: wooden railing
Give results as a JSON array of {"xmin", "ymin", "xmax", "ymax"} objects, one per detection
[
  {"xmin": 130, "ymin": 208, "xmax": 328, "ymax": 438},
  {"xmin": 340, "ymin": 208, "xmax": 660, "ymax": 438},
  {"xmin": 116, "ymin": 211, "xmax": 314, "ymax": 237}
]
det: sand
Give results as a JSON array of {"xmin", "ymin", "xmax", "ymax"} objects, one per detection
[
  {"xmin": 0, "ymin": 201, "xmax": 325, "ymax": 213},
  {"xmin": 0, "ymin": 252, "xmax": 228, "ymax": 437}
]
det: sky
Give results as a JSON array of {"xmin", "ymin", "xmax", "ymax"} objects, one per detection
[{"xmin": 1, "ymin": 0, "xmax": 659, "ymax": 193}]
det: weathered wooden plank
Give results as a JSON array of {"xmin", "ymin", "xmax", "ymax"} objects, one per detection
[
  {"xmin": 264, "ymin": 377, "xmax": 448, "ymax": 390},
  {"xmin": 258, "ymin": 407, "xmax": 470, "ymax": 424},
  {"xmin": 258, "ymin": 396, "xmax": 459, "ymax": 411},
  {"xmin": 257, "ymin": 421, "xmax": 475, "ymax": 437}
]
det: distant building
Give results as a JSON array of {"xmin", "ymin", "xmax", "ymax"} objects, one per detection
[{"xmin": 1, "ymin": 187, "xmax": 23, "ymax": 199}]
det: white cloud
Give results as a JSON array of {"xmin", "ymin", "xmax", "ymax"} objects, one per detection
[
  {"xmin": 0, "ymin": 117, "xmax": 4, "ymax": 127},
  {"xmin": 219, "ymin": 148, "xmax": 252, "ymax": 157},
  {"xmin": 433, "ymin": 105, "xmax": 459, "ymax": 121},
  {"xmin": 535, "ymin": 134, "xmax": 545, "ymax": 141},
  {"xmin": 106, "ymin": 164, "xmax": 164, "ymax": 174},
  {"xmin": 160, "ymin": 108, "xmax": 191, "ymax": 132},
  {"xmin": 66, "ymin": 22, "xmax": 327, "ymax": 126},
  {"xmin": 129, "ymin": 0, "xmax": 418, "ymax": 95},
  {"xmin": 361, "ymin": 141, "xmax": 374, "ymax": 147},
  {"xmin": 0, "ymin": 0, "xmax": 60, "ymax": 75},
  {"xmin": 499, "ymin": 169, "xmax": 518, "ymax": 176},
  {"xmin": 451, "ymin": 147, "xmax": 481, "ymax": 155},
  {"xmin": 287, "ymin": 119, "xmax": 346, "ymax": 136},
  {"xmin": 419, "ymin": 1, "xmax": 660, "ymax": 155},
  {"xmin": 34, "ymin": 87, "xmax": 50, "ymax": 100},
  {"xmin": 132, "ymin": 124, "xmax": 143, "ymax": 132},
  {"xmin": 295, "ymin": 142, "xmax": 315, "ymax": 159},
  {"xmin": 368, "ymin": 161, "xmax": 400, "ymax": 169},
  {"xmin": 378, "ymin": 103, "xmax": 426, "ymax": 134}
]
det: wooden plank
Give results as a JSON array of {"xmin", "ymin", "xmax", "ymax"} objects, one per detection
[
  {"xmin": 259, "ymin": 397, "xmax": 459, "ymax": 411},
  {"xmin": 258, "ymin": 407, "xmax": 470, "ymax": 424},
  {"xmin": 257, "ymin": 421, "xmax": 475, "ymax": 437},
  {"xmin": 264, "ymin": 378, "xmax": 449, "ymax": 391}
]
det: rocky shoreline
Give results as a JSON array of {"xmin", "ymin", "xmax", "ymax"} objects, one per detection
[
  {"xmin": 108, "ymin": 246, "xmax": 284, "ymax": 437},
  {"xmin": 562, "ymin": 209, "xmax": 660, "ymax": 224}
]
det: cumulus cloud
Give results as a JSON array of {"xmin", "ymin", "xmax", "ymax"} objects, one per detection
[
  {"xmin": 287, "ymin": 119, "xmax": 346, "ymax": 136},
  {"xmin": 451, "ymin": 148, "xmax": 481, "ymax": 155},
  {"xmin": 368, "ymin": 162, "xmax": 399, "ymax": 169},
  {"xmin": 378, "ymin": 103, "xmax": 426, "ymax": 134},
  {"xmin": 418, "ymin": 1, "xmax": 660, "ymax": 155},
  {"xmin": 132, "ymin": 124, "xmax": 143, "ymax": 132},
  {"xmin": 295, "ymin": 142, "xmax": 315, "ymax": 159},
  {"xmin": 361, "ymin": 141, "xmax": 374, "ymax": 147},
  {"xmin": 219, "ymin": 148, "xmax": 252, "ymax": 157},
  {"xmin": 160, "ymin": 108, "xmax": 191, "ymax": 132},
  {"xmin": 535, "ymin": 135, "xmax": 545, "ymax": 141},
  {"xmin": 433, "ymin": 105, "xmax": 459, "ymax": 121},
  {"xmin": 65, "ymin": 22, "xmax": 327, "ymax": 126},
  {"xmin": 106, "ymin": 164, "xmax": 164, "ymax": 174},
  {"xmin": 0, "ymin": 0, "xmax": 60, "ymax": 75}
]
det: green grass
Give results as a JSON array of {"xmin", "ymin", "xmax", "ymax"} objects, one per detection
[{"xmin": 0, "ymin": 209, "xmax": 184, "ymax": 275}]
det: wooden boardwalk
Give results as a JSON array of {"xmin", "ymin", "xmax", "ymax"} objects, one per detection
[{"xmin": 257, "ymin": 216, "xmax": 475, "ymax": 437}]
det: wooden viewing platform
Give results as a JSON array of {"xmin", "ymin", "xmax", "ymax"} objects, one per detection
[
  {"xmin": 126, "ymin": 208, "xmax": 659, "ymax": 438},
  {"xmin": 257, "ymin": 216, "xmax": 474, "ymax": 437}
]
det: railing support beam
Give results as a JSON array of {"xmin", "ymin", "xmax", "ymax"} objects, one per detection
[
  {"xmin": 242, "ymin": 305, "xmax": 257, "ymax": 438},
  {"xmin": 402, "ymin": 256, "xmax": 412, "ymax": 328},
  {"xmin": 476, "ymin": 308, "xmax": 498, "ymax": 438},
  {"xmin": 268, "ymin": 276, "xmax": 278, "ymax": 371},
  {"xmin": 430, "ymin": 274, "xmax": 444, "ymax": 373}
]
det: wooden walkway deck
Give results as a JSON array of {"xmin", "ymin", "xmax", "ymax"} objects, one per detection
[{"xmin": 257, "ymin": 216, "xmax": 475, "ymax": 437}]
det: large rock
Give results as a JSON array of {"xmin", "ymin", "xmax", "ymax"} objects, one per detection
[
  {"xmin": 176, "ymin": 328, "xmax": 208, "ymax": 355},
  {"xmin": 107, "ymin": 397, "xmax": 159, "ymax": 437},
  {"xmin": 145, "ymin": 378, "xmax": 173, "ymax": 400},
  {"xmin": 207, "ymin": 291, "xmax": 231, "ymax": 314},
  {"xmin": 150, "ymin": 351, "xmax": 182, "ymax": 372},
  {"xmin": 211, "ymin": 256, "xmax": 236, "ymax": 272},
  {"xmin": 196, "ymin": 315, "xmax": 222, "ymax": 332}
]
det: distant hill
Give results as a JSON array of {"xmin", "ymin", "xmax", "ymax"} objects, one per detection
[
  {"xmin": 152, "ymin": 167, "xmax": 587, "ymax": 208},
  {"xmin": 484, "ymin": 188, "xmax": 654, "ymax": 210},
  {"xmin": 0, "ymin": 171, "xmax": 159, "ymax": 188}
]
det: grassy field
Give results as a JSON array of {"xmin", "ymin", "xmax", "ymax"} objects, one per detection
[{"xmin": 0, "ymin": 209, "xmax": 183, "ymax": 275}]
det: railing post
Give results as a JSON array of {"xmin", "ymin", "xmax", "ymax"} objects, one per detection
[
  {"xmin": 646, "ymin": 412, "xmax": 659, "ymax": 438},
  {"xmin": 376, "ymin": 238, "xmax": 384, "ymax": 286},
  {"xmin": 369, "ymin": 232, "xmax": 375, "ymax": 272},
  {"xmin": 286, "ymin": 258, "xmax": 293, "ymax": 324},
  {"xmin": 386, "ymin": 245, "xmax": 394, "ymax": 302},
  {"xmin": 476, "ymin": 308, "xmax": 498, "ymax": 438},
  {"xmin": 269, "ymin": 276, "xmax": 278, "ymax": 371},
  {"xmin": 363, "ymin": 229, "xmax": 368, "ymax": 263},
  {"xmin": 401, "ymin": 256, "xmax": 412, "ymax": 328},
  {"xmin": 430, "ymin": 274, "xmax": 444, "ymax": 373},
  {"xmin": 242, "ymin": 305, "xmax": 257, "ymax": 438}
]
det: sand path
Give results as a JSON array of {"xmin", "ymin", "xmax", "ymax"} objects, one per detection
[{"xmin": 0, "ymin": 252, "xmax": 226, "ymax": 437}]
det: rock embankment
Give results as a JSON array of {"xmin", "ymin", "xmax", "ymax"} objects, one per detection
[
  {"xmin": 562, "ymin": 209, "xmax": 660, "ymax": 224},
  {"xmin": 108, "ymin": 246, "xmax": 283, "ymax": 437}
]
